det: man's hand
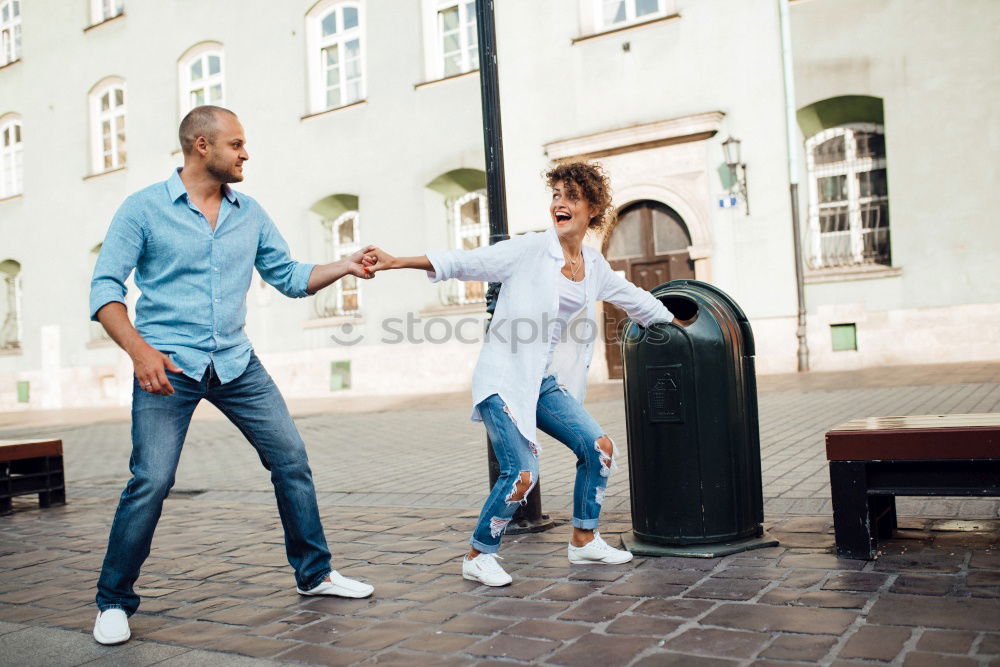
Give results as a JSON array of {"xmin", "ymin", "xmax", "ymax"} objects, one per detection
[
  {"xmin": 132, "ymin": 345, "xmax": 183, "ymax": 396},
  {"xmin": 344, "ymin": 245, "xmax": 378, "ymax": 280},
  {"xmin": 362, "ymin": 247, "xmax": 398, "ymax": 274}
]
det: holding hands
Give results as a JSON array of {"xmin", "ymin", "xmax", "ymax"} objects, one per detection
[{"xmin": 360, "ymin": 247, "xmax": 399, "ymax": 275}]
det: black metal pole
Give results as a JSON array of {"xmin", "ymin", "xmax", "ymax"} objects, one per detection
[{"xmin": 475, "ymin": 0, "xmax": 552, "ymax": 534}]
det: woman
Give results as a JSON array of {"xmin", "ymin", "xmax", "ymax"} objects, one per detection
[{"xmin": 366, "ymin": 162, "xmax": 673, "ymax": 586}]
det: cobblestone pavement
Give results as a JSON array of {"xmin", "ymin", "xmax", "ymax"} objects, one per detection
[
  {"xmin": 0, "ymin": 361, "xmax": 999, "ymax": 665},
  {"xmin": 0, "ymin": 363, "xmax": 997, "ymax": 519},
  {"xmin": 1, "ymin": 500, "xmax": 999, "ymax": 666}
]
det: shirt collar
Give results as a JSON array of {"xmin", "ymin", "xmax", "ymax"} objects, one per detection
[{"xmin": 167, "ymin": 167, "xmax": 241, "ymax": 206}]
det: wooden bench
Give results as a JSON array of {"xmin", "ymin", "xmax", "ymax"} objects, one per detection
[
  {"xmin": 826, "ymin": 414, "xmax": 1000, "ymax": 559},
  {"xmin": 0, "ymin": 439, "xmax": 66, "ymax": 515}
]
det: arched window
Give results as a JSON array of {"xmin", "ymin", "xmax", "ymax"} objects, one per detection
[
  {"xmin": 90, "ymin": 0, "xmax": 124, "ymax": 25},
  {"xmin": 90, "ymin": 78, "xmax": 127, "ymax": 173},
  {"xmin": 805, "ymin": 123, "xmax": 891, "ymax": 269},
  {"xmin": 179, "ymin": 43, "xmax": 224, "ymax": 115},
  {"xmin": 434, "ymin": 1, "xmax": 477, "ymax": 78},
  {"xmin": 0, "ymin": 0, "xmax": 20, "ymax": 66},
  {"xmin": 0, "ymin": 259, "xmax": 21, "ymax": 351},
  {"xmin": 448, "ymin": 190, "xmax": 488, "ymax": 304},
  {"xmin": 0, "ymin": 115, "xmax": 22, "ymax": 198},
  {"xmin": 315, "ymin": 210, "xmax": 361, "ymax": 317},
  {"xmin": 307, "ymin": 1, "xmax": 365, "ymax": 113}
]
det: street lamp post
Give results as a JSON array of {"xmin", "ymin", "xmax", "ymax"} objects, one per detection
[{"xmin": 475, "ymin": 0, "xmax": 554, "ymax": 534}]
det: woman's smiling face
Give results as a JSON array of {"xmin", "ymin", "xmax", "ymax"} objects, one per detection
[{"xmin": 549, "ymin": 180, "xmax": 595, "ymax": 239}]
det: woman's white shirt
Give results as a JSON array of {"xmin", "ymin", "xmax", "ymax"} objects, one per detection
[{"xmin": 426, "ymin": 227, "xmax": 673, "ymax": 449}]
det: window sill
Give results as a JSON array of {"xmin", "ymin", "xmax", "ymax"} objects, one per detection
[
  {"xmin": 572, "ymin": 13, "xmax": 681, "ymax": 44},
  {"xmin": 84, "ymin": 12, "xmax": 125, "ymax": 32},
  {"xmin": 0, "ymin": 346, "xmax": 23, "ymax": 357},
  {"xmin": 0, "ymin": 58, "xmax": 21, "ymax": 72},
  {"xmin": 304, "ymin": 315, "xmax": 364, "ymax": 329},
  {"xmin": 805, "ymin": 264, "xmax": 902, "ymax": 284},
  {"xmin": 419, "ymin": 303, "xmax": 487, "ymax": 317},
  {"xmin": 300, "ymin": 100, "xmax": 367, "ymax": 121},
  {"xmin": 0, "ymin": 193, "xmax": 23, "ymax": 203},
  {"xmin": 414, "ymin": 69, "xmax": 479, "ymax": 90},
  {"xmin": 83, "ymin": 166, "xmax": 127, "ymax": 181},
  {"xmin": 86, "ymin": 338, "xmax": 115, "ymax": 350}
]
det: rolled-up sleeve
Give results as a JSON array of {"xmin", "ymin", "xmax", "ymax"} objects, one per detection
[
  {"xmin": 90, "ymin": 201, "xmax": 144, "ymax": 321},
  {"xmin": 597, "ymin": 258, "xmax": 673, "ymax": 327},
  {"xmin": 255, "ymin": 214, "xmax": 315, "ymax": 298},
  {"xmin": 426, "ymin": 234, "xmax": 528, "ymax": 284}
]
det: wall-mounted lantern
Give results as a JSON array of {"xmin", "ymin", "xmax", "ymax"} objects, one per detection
[{"xmin": 722, "ymin": 135, "xmax": 749, "ymax": 215}]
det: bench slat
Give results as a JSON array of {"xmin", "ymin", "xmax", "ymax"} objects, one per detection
[
  {"xmin": 826, "ymin": 414, "xmax": 999, "ymax": 461},
  {"xmin": 0, "ymin": 440, "xmax": 64, "ymax": 462}
]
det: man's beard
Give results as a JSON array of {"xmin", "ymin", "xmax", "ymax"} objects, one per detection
[{"xmin": 206, "ymin": 160, "xmax": 243, "ymax": 183}]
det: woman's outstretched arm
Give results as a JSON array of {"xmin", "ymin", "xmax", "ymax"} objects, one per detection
[{"xmin": 366, "ymin": 249, "xmax": 432, "ymax": 272}]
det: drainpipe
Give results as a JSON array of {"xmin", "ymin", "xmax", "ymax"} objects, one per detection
[{"xmin": 778, "ymin": 0, "xmax": 810, "ymax": 372}]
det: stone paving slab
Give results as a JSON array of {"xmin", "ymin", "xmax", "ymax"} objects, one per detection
[{"xmin": 1, "ymin": 498, "xmax": 1000, "ymax": 666}]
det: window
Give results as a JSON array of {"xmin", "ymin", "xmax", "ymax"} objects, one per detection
[
  {"xmin": 805, "ymin": 124, "xmax": 891, "ymax": 269},
  {"xmin": 307, "ymin": 1, "xmax": 365, "ymax": 113},
  {"xmin": 596, "ymin": 0, "xmax": 667, "ymax": 30},
  {"xmin": 179, "ymin": 43, "xmax": 224, "ymax": 114},
  {"xmin": 1, "ymin": 0, "xmax": 20, "ymax": 65},
  {"xmin": 0, "ymin": 259, "xmax": 21, "ymax": 351},
  {"xmin": 0, "ymin": 116, "xmax": 22, "ymax": 198},
  {"xmin": 444, "ymin": 190, "xmax": 488, "ymax": 305},
  {"xmin": 435, "ymin": 1, "xmax": 477, "ymax": 78},
  {"xmin": 90, "ymin": 79, "xmax": 127, "ymax": 173},
  {"xmin": 315, "ymin": 211, "xmax": 361, "ymax": 317},
  {"xmin": 90, "ymin": 0, "xmax": 123, "ymax": 25}
]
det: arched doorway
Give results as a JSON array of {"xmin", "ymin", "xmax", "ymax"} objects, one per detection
[{"xmin": 602, "ymin": 201, "xmax": 694, "ymax": 378}]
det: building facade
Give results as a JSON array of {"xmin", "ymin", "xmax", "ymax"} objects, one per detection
[{"xmin": 1, "ymin": 0, "xmax": 997, "ymax": 411}]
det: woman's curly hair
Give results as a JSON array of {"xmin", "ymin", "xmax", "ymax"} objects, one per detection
[{"xmin": 544, "ymin": 161, "xmax": 613, "ymax": 232}]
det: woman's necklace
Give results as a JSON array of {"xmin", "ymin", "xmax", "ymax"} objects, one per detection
[{"xmin": 565, "ymin": 248, "xmax": 584, "ymax": 281}]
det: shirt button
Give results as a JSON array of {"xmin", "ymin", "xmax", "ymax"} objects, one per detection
[
  {"xmin": 214, "ymin": 267, "xmax": 220, "ymax": 271},
  {"xmin": 214, "ymin": 298, "xmax": 220, "ymax": 303}
]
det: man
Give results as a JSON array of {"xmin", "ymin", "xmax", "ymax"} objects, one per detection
[{"xmin": 89, "ymin": 106, "xmax": 374, "ymax": 646}]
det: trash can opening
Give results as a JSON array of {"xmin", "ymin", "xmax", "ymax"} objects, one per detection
[{"xmin": 662, "ymin": 296, "xmax": 698, "ymax": 327}]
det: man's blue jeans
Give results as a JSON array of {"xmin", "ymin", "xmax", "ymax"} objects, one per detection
[
  {"xmin": 96, "ymin": 353, "xmax": 331, "ymax": 615},
  {"xmin": 471, "ymin": 376, "xmax": 612, "ymax": 554}
]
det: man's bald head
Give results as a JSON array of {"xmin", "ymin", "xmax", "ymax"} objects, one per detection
[{"xmin": 179, "ymin": 105, "xmax": 238, "ymax": 155}]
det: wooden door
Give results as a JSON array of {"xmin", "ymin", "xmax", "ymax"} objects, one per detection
[{"xmin": 603, "ymin": 201, "xmax": 695, "ymax": 379}]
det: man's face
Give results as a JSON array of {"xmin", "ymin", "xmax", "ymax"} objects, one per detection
[{"xmin": 205, "ymin": 115, "xmax": 249, "ymax": 183}]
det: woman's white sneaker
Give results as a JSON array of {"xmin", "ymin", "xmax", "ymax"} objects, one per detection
[
  {"xmin": 567, "ymin": 532, "xmax": 634, "ymax": 564},
  {"xmin": 462, "ymin": 553, "xmax": 512, "ymax": 586},
  {"xmin": 93, "ymin": 608, "xmax": 130, "ymax": 645},
  {"xmin": 296, "ymin": 571, "xmax": 374, "ymax": 598}
]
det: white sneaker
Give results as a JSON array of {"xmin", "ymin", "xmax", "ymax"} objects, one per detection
[
  {"xmin": 568, "ymin": 532, "xmax": 634, "ymax": 564},
  {"xmin": 462, "ymin": 553, "xmax": 512, "ymax": 587},
  {"xmin": 296, "ymin": 570, "xmax": 374, "ymax": 598},
  {"xmin": 93, "ymin": 608, "xmax": 130, "ymax": 645}
]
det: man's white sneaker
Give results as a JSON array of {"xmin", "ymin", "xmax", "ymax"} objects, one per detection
[
  {"xmin": 462, "ymin": 553, "xmax": 512, "ymax": 587},
  {"xmin": 567, "ymin": 532, "xmax": 634, "ymax": 564},
  {"xmin": 296, "ymin": 571, "xmax": 374, "ymax": 598},
  {"xmin": 93, "ymin": 608, "xmax": 130, "ymax": 645}
]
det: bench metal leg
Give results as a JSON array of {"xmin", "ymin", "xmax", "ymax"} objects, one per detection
[
  {"xmin": 0, "ymin": 497, "xmax": 10, "ymax": 515},
  {"xmin": 38, "ymin": 489, "xmax": 65, "ymax": 508},
  {"xmin": 830, "ymin": 461, "xmax": 878, "ymax": 559},
  {"xmin": 871, "ymin": 494, "xmax": 897, "ymax": 539}
]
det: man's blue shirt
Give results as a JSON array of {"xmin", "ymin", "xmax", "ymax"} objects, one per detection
[{"xmin": 90, "ymin": 168, "xmax": 315, "ymax": 383}]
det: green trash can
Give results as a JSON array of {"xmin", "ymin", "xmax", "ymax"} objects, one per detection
[{"xmin": 620, "ymin": 280, "xmax": 777, "ymax": 557}]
